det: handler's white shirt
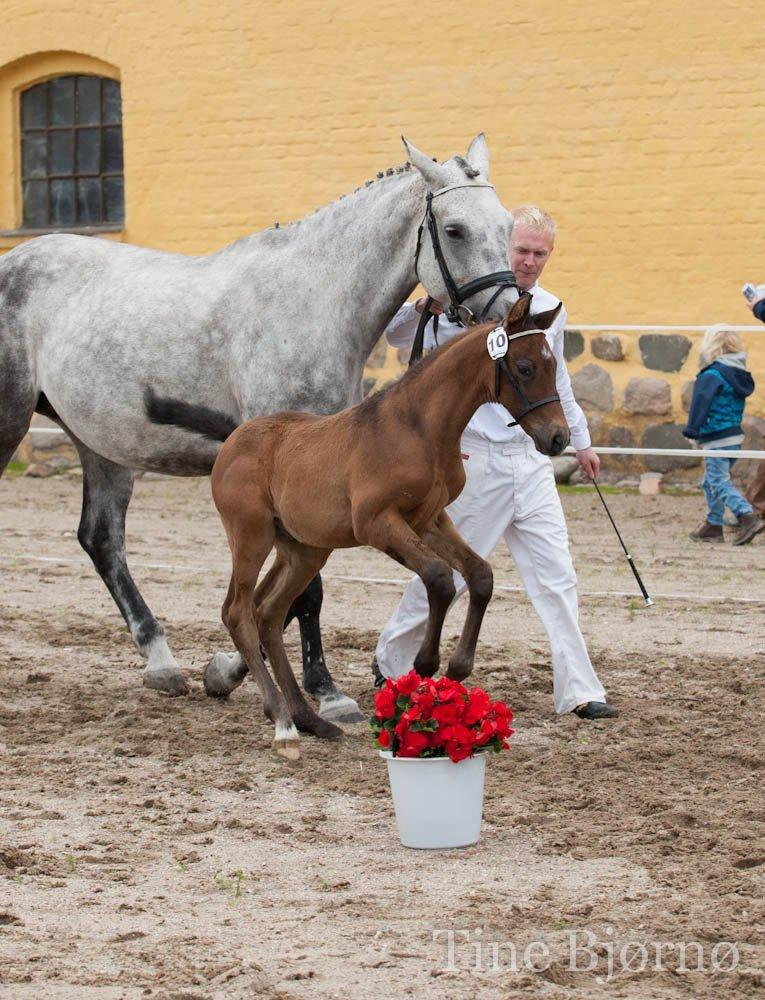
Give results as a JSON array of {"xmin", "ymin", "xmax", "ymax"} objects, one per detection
[{"xmin": 384, "ymin": 286, "xmax": 591, "ymax": 451}]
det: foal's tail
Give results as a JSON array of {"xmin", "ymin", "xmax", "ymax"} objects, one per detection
[{"xmin": 144, "ymin": 387, "xmax": 239, "ymax": 442}]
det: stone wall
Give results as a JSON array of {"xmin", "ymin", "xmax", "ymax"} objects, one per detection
[{"xmin": 362, "ymin": 324, "xmax": 765, "ymax": 484}]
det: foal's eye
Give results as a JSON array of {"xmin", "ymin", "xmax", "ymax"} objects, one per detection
[{"xmin": 444, "ymin": 225, "xmax": 464, "ymax": 240}]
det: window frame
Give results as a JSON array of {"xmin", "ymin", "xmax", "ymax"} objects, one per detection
[
  {"xmin": 19, "ymin": 74, "xmax": 125, "ymax": 231},
  {"xmin": 0, "ymin": 53, "xmax": 125, "ymax": 242}
]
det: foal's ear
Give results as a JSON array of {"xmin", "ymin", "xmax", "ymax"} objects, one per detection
[
  {"xmin": 531, "ymin": 302, "xmax": 563, "ymax": 331},
  {"xmin": 503, "ymin": 292, "xmax": 532, "ymax": 330},
  {"xmin": 402, "ymin": 136, "xmax": 449, "ymax": 191},
  {"xmin": 466, "ymin": 133, "xmax": 490, "ymax": 180}
]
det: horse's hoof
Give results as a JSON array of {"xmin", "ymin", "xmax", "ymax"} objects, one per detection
[
  {"xmin": 413, "ymin": 655, "xmax": 439, "ymax": 678},
  {"xmin": 445, "ymin": 661, "xmax": 472, "ymax": 683},
  {"xmin": 318, "ymin": 693, "xmax": 365, "ymax": 725},
  {"xmin": 314, "ymin": 718, "xmax": 344, "ymax": 741},
  {"xmin": 272, "ymin": 738, "xmax": 301, "ymax": 761},
  {"xmin": 142, "ymin": 666, "xmax": 189, "ymax": 696},
  {"xmin": 203, "ymin": 652, "xmax": 248, "ymax": 699}
]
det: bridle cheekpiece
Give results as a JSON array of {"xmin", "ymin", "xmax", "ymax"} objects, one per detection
[{"xmin": 409, "ymin": 181, "xmax": 520, "ymax": 367}]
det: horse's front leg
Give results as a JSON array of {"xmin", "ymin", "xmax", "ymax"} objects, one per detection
[
  {"xmin": 283, "ymin": 575, "xmax": 365, "ymax": 724},
  {"xmin": 363, "ymin": 512, "xmax": 456, "ymax": 677},
  {"xmin": 422, "ymin": 512, "xmax": 494, "ymax": 682}
]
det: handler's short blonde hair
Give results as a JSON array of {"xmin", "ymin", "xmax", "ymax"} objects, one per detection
[
  {"xmin": 700, "ymin": 323, "xmax": 744, "ymax": 363},
  {"xmin": 510, "ymin": 205, "xmax": 556, "ymax": 239}
]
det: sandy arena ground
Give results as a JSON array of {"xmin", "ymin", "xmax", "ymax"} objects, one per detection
[{"xmin": 1, "ymin": 472, "xmax": 764, "ymax": 999}]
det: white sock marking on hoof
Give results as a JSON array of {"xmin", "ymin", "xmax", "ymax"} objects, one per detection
[{"xmin": 275, "ymin": 723, "xmax": 299, "ymax": 742}]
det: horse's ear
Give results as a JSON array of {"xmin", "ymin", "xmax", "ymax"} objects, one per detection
[
  {"xmin": 503, "ymin": 292, "xmax": 532, "ymax": 330},
  {"xmin": 401, "ymin": 136, "xmax": 449, "ymax": 191},
  {"xmin": 466, "ymin": 133, "xmax": 490, "ymax": 179},
  {"xmin": 531, "ymin": 302, "xmax": 563, "ymax": 331}
]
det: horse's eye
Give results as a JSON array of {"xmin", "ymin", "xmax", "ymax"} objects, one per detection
[
  {"xmin": 444, "ymin": 225, "xmax": 464, "ymax": 240},
  {"xmin": 517, "ymin": 361, "xmax": 533, "ymax": 378}
]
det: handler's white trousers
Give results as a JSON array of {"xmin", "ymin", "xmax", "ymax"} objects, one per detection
[{"xmin": 375, "ymin": 433, "xmax": 607, "ymax": 715}]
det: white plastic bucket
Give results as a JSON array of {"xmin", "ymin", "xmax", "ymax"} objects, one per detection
[{"xmin": 380, "ymin": 751, "xmax": 487, "ymax": 849}]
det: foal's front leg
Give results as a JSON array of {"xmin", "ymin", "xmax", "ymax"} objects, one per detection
[
  {"xmin": 423, "ymin": 512, "xmax": 494, "ymax": 682},
  {"xmin": 363, "ymin": 513, "xmax": 456, "ymax": 677}
]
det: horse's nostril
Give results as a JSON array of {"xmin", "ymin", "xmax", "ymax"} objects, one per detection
[{"xmin": 551, "ymin": 431, "xmax": 565, "ymax": 456}]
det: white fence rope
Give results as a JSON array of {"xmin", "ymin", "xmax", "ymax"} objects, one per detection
[
  {"xmin": 2, "ymin": 553, "xmax": 762, "ymax": 606},
  {"xmin": 571, "ymin": 323, "xmax": 763, "ymax": 332},
  {"xmin": 19, "ymin": 427, "xmax": 765, "ymax": 460},
  {"xmin": 564, "ymin": 446, "xmax": 765, "ymax": 460}
]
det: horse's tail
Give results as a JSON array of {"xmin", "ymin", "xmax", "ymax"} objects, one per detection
[{"xmin": 144, "ymin": 387, "xmax": 238, "ymax": 442}]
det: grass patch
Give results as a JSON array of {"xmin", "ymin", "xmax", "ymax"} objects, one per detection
[
  {"xmin": 4, "ymin": 461, "xmax": 27, "ymax": 474},
  {"xmin": 557, "ymin": 484, "xmax": 636, "ymax": 495}
]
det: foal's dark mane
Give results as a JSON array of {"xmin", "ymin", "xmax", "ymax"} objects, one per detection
[{"xmin": 355, "ymin": 313, "xmax": 536, "ymax": 415}]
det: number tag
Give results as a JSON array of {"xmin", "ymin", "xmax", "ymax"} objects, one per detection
[{"xmin": 486, "ymin": 327, "xmax": 508, "ymax": 360}]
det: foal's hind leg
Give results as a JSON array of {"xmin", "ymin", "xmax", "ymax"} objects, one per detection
[
  {"xmin": 256, "ymin": 540, "xmax": 343, "ymax": 741},
  {"xmin": 75, "ymin": 445, "xmax": 188, "ymax": 695},
  {"xmin": 223, "ymin": 542, "xmax": 300, "ymax": 761},
  {"xmin": 204, "ymin": 573, "xmax": 364, "ymax": 724},
  {"xmin": 284, "ymin": 575, "xmax": 365, "ymax": 724},
  {"xmin": 203, "ymin": 553, "xmax": 285, "ymax": 698}
]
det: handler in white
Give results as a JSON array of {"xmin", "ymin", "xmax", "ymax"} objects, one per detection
[{"xmin": 374, "ymin": 206, "xmax": 617, "ymax": 720}]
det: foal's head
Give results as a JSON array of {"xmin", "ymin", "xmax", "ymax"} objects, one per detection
[{"xmin": 494, "ymin": 294, "xmax": 570, "ymax": 456}]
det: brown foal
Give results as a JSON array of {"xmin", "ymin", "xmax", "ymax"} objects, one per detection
[{"xmin": 147, "ymin": 293, "xmax": 569, "ymax": 759}]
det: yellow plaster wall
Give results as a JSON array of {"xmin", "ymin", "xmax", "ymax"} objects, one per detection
[{"xmin": 1, "ymin": 0, "xmax": 764, "ymax": 423}]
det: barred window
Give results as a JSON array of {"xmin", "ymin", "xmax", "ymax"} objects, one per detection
[{"xmin": 20, "ymin": 75, "xmax": 124, "ymax": 229}]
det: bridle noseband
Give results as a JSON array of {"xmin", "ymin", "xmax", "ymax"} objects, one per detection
[
  {"xmin": 410, "ymin": 181, "xmax": 519, "ymax": 367},
  {"xmin": 494, "ymin": 328, "xmax": 561, "ymax": 427}
]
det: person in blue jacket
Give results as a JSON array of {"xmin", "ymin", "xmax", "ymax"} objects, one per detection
[{"xmin": 683, "ymin": 324, "xmax": 762, "ymax": 544}]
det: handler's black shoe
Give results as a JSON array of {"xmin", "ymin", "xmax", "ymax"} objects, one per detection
[
  {"xmin": 371, "ymin": 656, "xmax": 386, "ymax": 689},
  {"xmin": 573, "ymin": 701, "xmax": 619, "ymax": 720}
]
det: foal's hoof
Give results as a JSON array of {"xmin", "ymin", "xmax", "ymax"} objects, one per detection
[
  {"xmin": 272, "ymin": 738, "xmax": 301, "ymax": 761},
  {"xmin": 318, "ymin": 693, "xmax": 365, "ymax": 725},
  {"xmin": 295, "ymin": 713, "xmax": 344, "ymax": 740},
  {"xmin": 203, "ymin": 652, "xmax": 248, "ymax": 699},
  {"xmin": 314, "ymin": 718, "xmax": 345, "ymax": 741},
  {"xmin": 142, "ymin": 666, "xmax": 189, "ymax": 696}
]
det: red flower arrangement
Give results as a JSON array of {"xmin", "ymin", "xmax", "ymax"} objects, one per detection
[{"xmin": 371, "ymin": 671, "xmax": 514, "ymax": 762}]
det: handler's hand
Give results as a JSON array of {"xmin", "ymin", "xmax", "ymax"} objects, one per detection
[
  {"xmin": 415, "ymin": 296, "xmax": 444, "ymax": 315},
  {"xmin": 576, "ymin": 447, "xmax": 600, "ymax": 480}
]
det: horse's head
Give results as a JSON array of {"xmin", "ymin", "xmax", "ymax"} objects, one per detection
[
  {"xmin": 495, "ymin": 294, "xmax": 570, "ymax": 457},
  {"xmin": 403, "ymin": 135, "xmax": 518, "ymax": 325}
]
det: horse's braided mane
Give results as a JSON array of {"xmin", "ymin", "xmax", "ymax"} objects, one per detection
[{"xmin": 270, "ymin": 153, "xmax": 480, "ymax": 231}]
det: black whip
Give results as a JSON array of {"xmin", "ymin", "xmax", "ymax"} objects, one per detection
[{"xmin": 590, "ymin": 477, "xmax": 654, "ymax": 607}]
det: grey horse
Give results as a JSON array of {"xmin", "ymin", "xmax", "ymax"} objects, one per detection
[{"xmin": 0, "ymin": 135, "xmax": 518, "ymax": 729}]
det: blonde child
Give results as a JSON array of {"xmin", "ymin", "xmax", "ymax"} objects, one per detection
[{"xmin": 683, "ymin": 324, "xmax": 762, "ymax": 544}]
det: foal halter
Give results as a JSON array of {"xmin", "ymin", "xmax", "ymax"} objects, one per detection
[
  {"xmin": 410, "ymin": 182, "xmax": 520, "ymax": 366},
  {"xmin": 493, "ymin": 328, "xmax": 561, "ymax": 428}
]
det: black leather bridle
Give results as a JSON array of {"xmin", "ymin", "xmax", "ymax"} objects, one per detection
[
  {"xmin": 410, "ymin": 182, "xmax": 519, "ymax": 366},
  {"xmin": 493, "ymin": 328, "xmax": 561, "ymax": 427}
]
